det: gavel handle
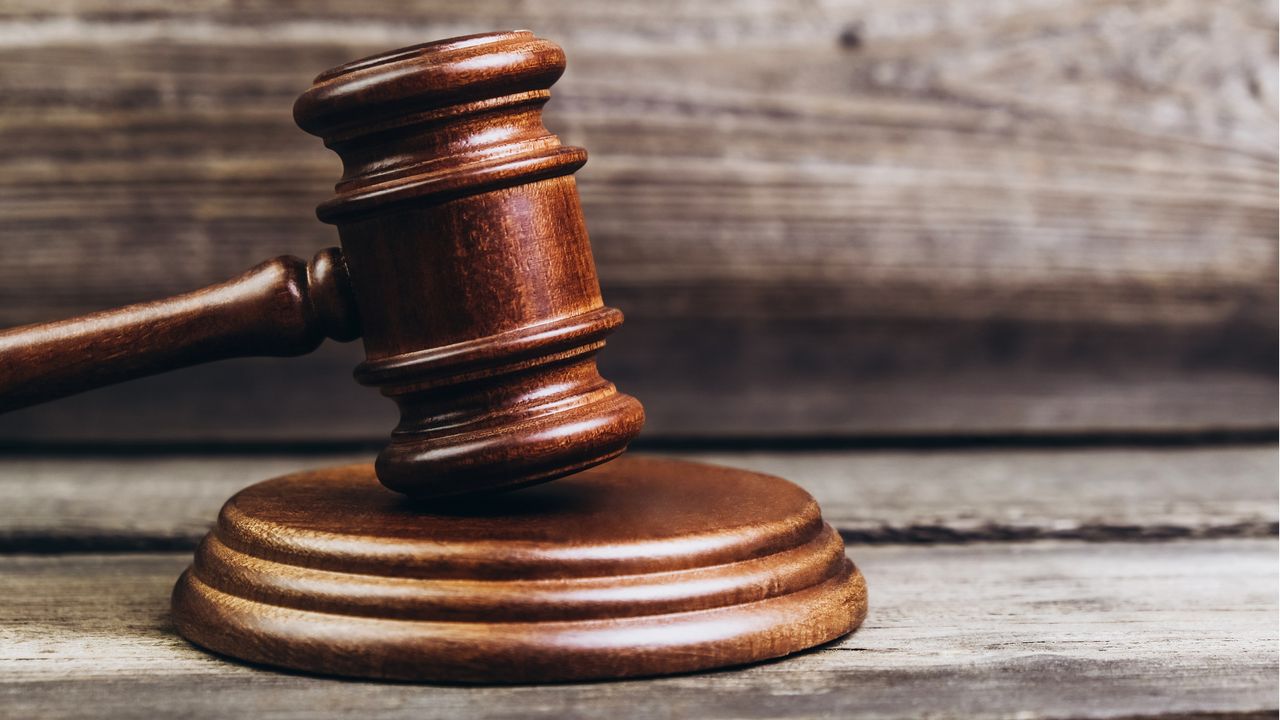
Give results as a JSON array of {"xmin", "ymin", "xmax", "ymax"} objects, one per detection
[{"xmin": 0, "ymin": 248, "xmax": 360, "ymax": 413}]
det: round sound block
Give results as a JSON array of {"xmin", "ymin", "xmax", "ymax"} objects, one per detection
[{"xmin": 171, "ymin": 455, "xmax": 867, "ymax": 683}]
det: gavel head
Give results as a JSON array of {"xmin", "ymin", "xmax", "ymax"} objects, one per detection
[{"xmin": 293, "ymin": 31, "xmax": 644, "ymax": 499}]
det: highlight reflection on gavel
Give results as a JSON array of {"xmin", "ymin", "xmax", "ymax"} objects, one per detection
[{"xmin": 0, "ymin": 30, "xmax": 645, "ymax": 499}]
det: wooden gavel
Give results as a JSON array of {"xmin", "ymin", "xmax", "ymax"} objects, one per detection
[{"xmin": 0, "ymin": 31, "xmax": 645, "ymax": 498}]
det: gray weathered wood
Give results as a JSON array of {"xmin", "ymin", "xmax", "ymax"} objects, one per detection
[
  {"xmin": 1, "ymin": 540, "xmax": 1275, "ymax": 718},
  {"xmin": 0, "ymin": 0, "xmax": 1274, "ymax": 439},
  {"xmin": 0, "ymin": 0, "xmax": 1274, "ymax": 324},
  {"xmin": 0, "ymin": 323, "xmax": 1276, "ymax": 442},
  {"xmin": 1, "ymin": 446, "xmax": 1273, "ymax": 550}
]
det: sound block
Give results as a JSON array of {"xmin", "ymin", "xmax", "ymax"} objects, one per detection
[{"xmin": 171, "ymin": 455, "xmax": 867, "ymax": 683}]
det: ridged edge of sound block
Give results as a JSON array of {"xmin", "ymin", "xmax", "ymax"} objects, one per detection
[{"xmin": 170, "ymin": 456, "xmax": 868, "ymax": 683}]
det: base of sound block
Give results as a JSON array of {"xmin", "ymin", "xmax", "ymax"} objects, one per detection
[{"xmin": 171, "ymin": 455, "xmax": 867, "ymax": 683}]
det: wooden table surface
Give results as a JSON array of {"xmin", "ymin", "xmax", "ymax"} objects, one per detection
[{"xmin": 2, "ymin": 445, "xmax": 1276, "ymax": 719}]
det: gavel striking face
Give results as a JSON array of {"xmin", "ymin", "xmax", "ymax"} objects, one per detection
[{"xmin": 0, "ymin": 31, "xmax": 645, "ymax": 498}]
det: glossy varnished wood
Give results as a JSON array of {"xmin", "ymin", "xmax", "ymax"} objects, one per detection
[
  {"xmin": 0, "ymin": 248, "xmax": 358, "ymax": 413},
  {"xmin": 292, "ymin": 31, "xmax": 644, "ymax": 497},
  {"xmin": 170, "ymin": 455, "xmax": 867, "ymax": 682}
]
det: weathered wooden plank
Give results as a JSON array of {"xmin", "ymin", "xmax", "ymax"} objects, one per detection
[
  {"xmin": 0, "ymin": 0, "xmax": 1274, "ymax": 439},
  {"xmin": 1, "ymin": 540, "xmax": 1275, "ymax": 718},
  {"xmin": 0, "ymin": 446, "xmax": 1273, "ymax": 550},
  {"xmin": 0, "ymin": 316, "xmax": 1273, "ymax": 441},
  {"xmin": 1, "ymin": 1, "xmax": 1273, "ymax": 323}
]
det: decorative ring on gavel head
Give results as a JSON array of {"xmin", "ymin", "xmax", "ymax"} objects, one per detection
[{"xmin": 293, "ymin": 31, "xmax": 645, "ymax": 499}]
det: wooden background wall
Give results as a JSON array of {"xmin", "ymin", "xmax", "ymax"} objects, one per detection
[{"xmin": 0, "ymin": 0, "xmax": 1275, "ymax": 443}]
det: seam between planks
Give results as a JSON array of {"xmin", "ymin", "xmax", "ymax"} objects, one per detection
[{"xmin": 2, "ymin": 521, "xmax": 1277, "ymax": 555}]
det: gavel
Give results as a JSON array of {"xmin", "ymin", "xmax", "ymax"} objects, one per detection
[
  {"xmin": 4, "ymin": 31, "xmax": 867, "ymax": 682},
  {"xmin": 0, "ymin": 30, "xmax": 644, "ymax": 498}
]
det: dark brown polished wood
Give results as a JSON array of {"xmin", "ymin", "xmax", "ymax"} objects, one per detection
[
  {"xmin": 293, "ymin": 30, "xmax": 644, "ymax": 498},
  {"xmin": 0, "ymin": 30, "xmax": 644, "ymax": 499},
  {"xmin": 0, "ymin": 248, "xmax": 358, "ymax": 413},
  {"xmin": 171, "ymin": 455, "xmax": 868, "ymax": 683}
]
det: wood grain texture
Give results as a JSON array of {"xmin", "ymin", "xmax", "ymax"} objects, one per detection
[
  {"xmin": 0, "ymin": 0, "xmax": 1273, "ymax": 439},
  {"xmin": 1, "ymin": 446, "xmax": 1273, "ymax": 551},
  {"xmin": 2, "ymin": 540, "xmax": 1275, "ymax": 718},
  {"xmin": 0, "ymin": 319, "xmax": 1276, "ymax": 442}
]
